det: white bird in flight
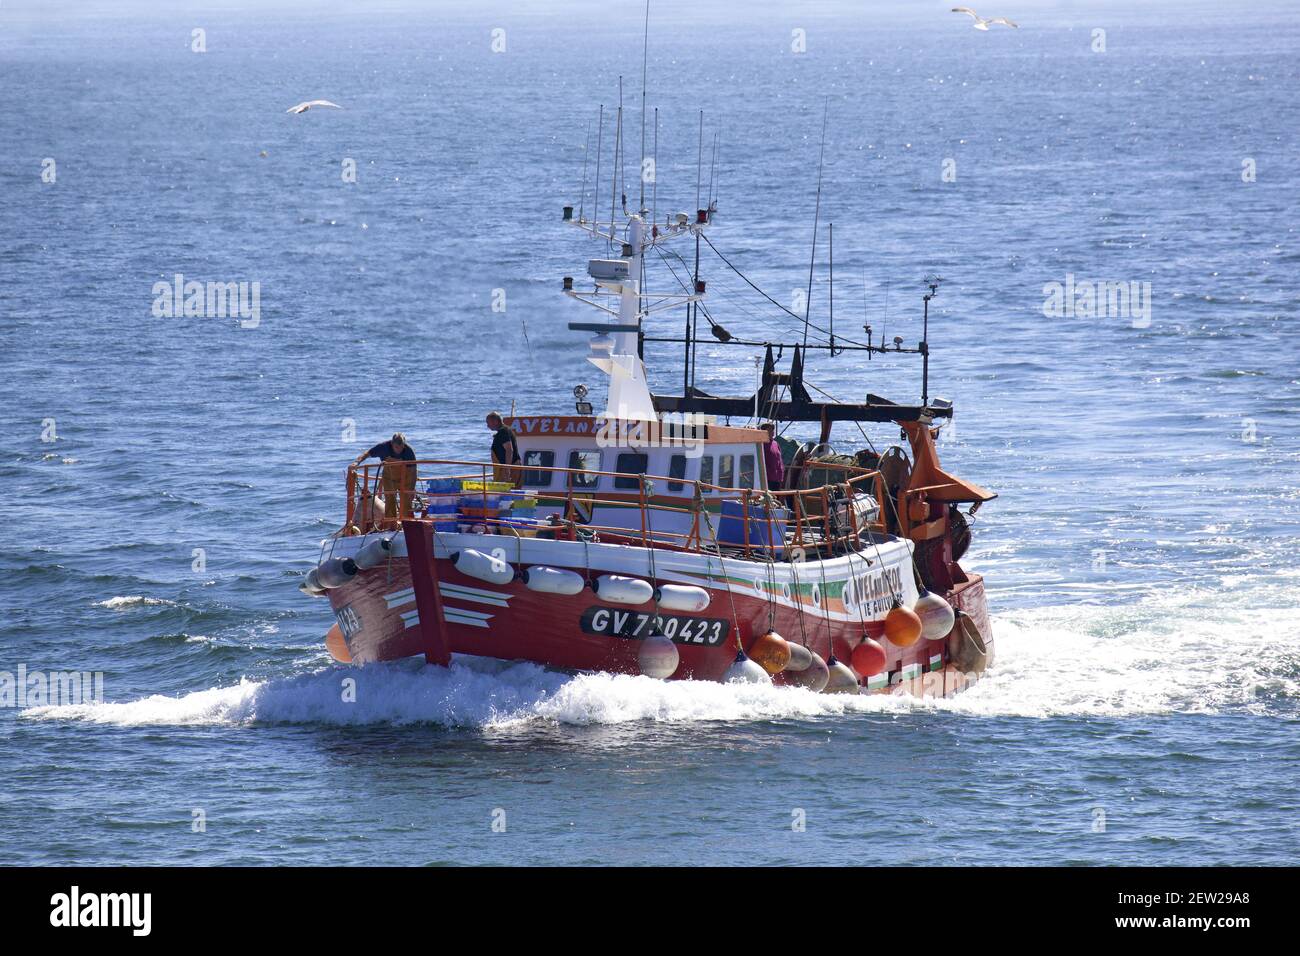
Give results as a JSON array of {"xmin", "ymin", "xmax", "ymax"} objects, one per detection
[
  {"xmin": 286, "ymin": 100, "xmax": 343, "ymax": 114},
  {"xmin": 951, "ymin": 7, "xmax": 1019, "ymax": 30}
]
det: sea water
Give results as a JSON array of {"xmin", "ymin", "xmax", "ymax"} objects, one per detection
[{"xmin": 1, "ymin": 0, "xmax": 1297, "ymax": 865}]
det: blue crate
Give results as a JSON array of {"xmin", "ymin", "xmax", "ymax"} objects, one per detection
[{"xmin": 717, "ymin": 500, "xmax": 789, "ymax": 553}]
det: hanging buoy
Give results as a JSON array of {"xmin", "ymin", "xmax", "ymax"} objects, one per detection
[
  {"xmin": 522, "ymin": 565, "xmax": 585, "ymax": 595},
  {"xmin": 638, "ymin": 632, "xmax": 680, "ymax": 679},
  {"xmin": 783, "ymin": 641, "xmax": 814, "ymax": 673},
  {"xmin": 914, "ymin": 590, "xmax": 956, "ymax": 641},
  {"xmin": 451, "ymin": 549, "xmax": 515, "ymax": 586},
  {"xmin": 884, "ymin": 603, "xmax": 923, "ymax": 647},
  {"xmin": 824, "ymin": 656, "xmax": 861, "ymax": 694},
  {"xmin": 353, "ymin": 535, "xmax": 393, "ymax": 570},
  {"xmin": 850, "ymin": 637, "xmax": 888, "ymax": 678},
  {"xmin": 592, "ymin": 575, "xmax": 653, "ymax": 605},
  {"xmin": 300, "ymin": 567, "xmax": 327, "ymax": 596},
  {"xmin": 748, "ymin": 631, "xmax": 792, "ymax": 674},
  {"xmin": 723, "ymin": 649, "xmax": 770, "ymax": 684},
  {"xmin": 783, "ymin": 651, "xmax": 830, "ymax": 692},
  {"xmin": 654, "ymin": 584, "xmax": 710, "ymax": 612},
  {"xmin": 316, "ymin": 557, "xmax": 358, "ymax": 589}
]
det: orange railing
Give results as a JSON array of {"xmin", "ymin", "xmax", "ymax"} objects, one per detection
[{"xmin": 342, "ymin": 457, "xmax": 890, "ymax": 559}]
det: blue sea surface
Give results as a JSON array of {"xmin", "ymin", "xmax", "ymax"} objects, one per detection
[{"xmin": 1, "ymin": 0, "xmax": 1298, "ymax": 865}]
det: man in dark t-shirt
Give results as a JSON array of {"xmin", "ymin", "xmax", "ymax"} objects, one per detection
[
  {"xmin": 353, "ymin": 432, "xmax": 416, "ymax": 520},
  {"xmin": 486, "ymin": 412, "xmax": 519, "ymax": 486}
]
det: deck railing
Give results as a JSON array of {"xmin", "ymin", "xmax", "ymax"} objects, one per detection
[{"xmin": 343, "ymin": 457, "xmax": 889, "ymax": 559}]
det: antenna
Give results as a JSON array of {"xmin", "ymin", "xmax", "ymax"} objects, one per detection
[
  {"xmin": 652, "ymin": 107, "xmax": 659, "ymax": 227},
  {"xmin": 921, "ymin": 276, "xmax": 940, "ymax": 406},
  {"xmin": 594, "ymin": 104, "xmax": 605, "ymax": 249},
  {"xmin": 801, "ymin": 100, "xmax": 829, "ymax": 351},
  {"xmin": 639, "ymin": 0, "xmax": 650, "ymax": 213},
  {"xmin": 881, "ymin": 278, "xmax": 891, "ymax": 351},
  {"xmin": 695, "ymin": 110, "xmax": 704, "ymax": 213},
  {"xmin": 828, "ymin": 221, "xmax": 835, "ymax": 355},
  {"xmin": 578, "ymin": 120, "xmax": 592, "ymax": 222},
  {"xmin": 616, "ymin": 77, "xmax": 628, "ymax": 217},
  {"xmin": 707, "ymin": 129, "xmax": 719, "ymax": 211},
  {"xmin": 710, "ymin": 128, "xmax": 722, "ymax": 210},
  {"xmin": 862, "ymin": 266, "xmax": 873, "ymax": 356},
  {"xmin": 611, "ymin": 80, "xmax": 621, "ymax": 236}
]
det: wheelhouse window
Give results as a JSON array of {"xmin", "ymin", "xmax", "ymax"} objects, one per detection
[
  {"xmin": 718, "ymin": 454, "xmax": 735, "ymax": 488},
  {"xmin": 568, "ymin": 450, "xmax": 601, "ymax": 488},
  {"xmin": 739, "ymin": 454, "xmax": 756, "ymax": 489},
  {"xmin": 667, "ymin": 454, "xmax": 687, "ymax": 492},
  {"xmin": 699, "ymin": 455, "xmax": 714, "ymax": 492},
  {"xmin": 614, "ymin": 452, "xmax": 649, "ymax": 490},
  {"xmin": 521, "ymin": 450, "xmax": 555, "ymax": 487}
]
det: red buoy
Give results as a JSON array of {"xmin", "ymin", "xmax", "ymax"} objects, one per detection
[{"xmin": 851, "ymin": 637, "xmax": 887, "ymax": 678}]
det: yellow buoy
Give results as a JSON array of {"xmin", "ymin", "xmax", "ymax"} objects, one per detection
[{"xmin": 884, "ymin": 603, "xmax": 923, "ymax": 647}]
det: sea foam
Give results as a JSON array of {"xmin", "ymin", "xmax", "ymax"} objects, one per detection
[{"xmin": 25, "ymin": 592, "xmax": 1299, "ymax": 728}]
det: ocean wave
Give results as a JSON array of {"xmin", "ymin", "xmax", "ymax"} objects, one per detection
[
  {"xmin": 21, "ymin": 657, "xmax": 893, "ymax": 728},
  {"xmin": 94, "ymin": 596, "xmax": 180, "ymax": 610},
  {"xmin": 26, "ymin": 590, "xmax": 1300, "ymax": 728}
]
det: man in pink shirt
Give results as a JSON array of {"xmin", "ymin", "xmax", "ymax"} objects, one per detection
[{"xmin": 762, "ymin": 422, "xmax": 785, "ymax": 490}]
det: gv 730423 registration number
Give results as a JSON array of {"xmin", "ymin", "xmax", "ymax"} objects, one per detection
[{"xmin": 579, "ymin": 607, "xmax": 729, "ymax": 646}]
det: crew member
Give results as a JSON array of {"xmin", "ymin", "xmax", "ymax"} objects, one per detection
[
  {"xmin": 486, "ymin": 412, "xmax": 520, "ymax": 486},
  {"xmin": 762, "ymin": 422, "xmax": 785, "ymax": 490},
  {"xmin": 354, "ymin": 432, "xmax": 416, "ymax": 520}
]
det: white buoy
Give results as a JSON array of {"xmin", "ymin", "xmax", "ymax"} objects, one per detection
[
  {"xmin": 783, "ymin": 641, "xmax": 814, "ymax": 672},
  {"xmin": 823, "ymin": 656, "xmax": 861, "ymax": 695},
  {"xmin": 316, "ymin": 557, "xmax": 358, "ymax": 589},
  {"xmin": 915, "ymin": 590, "xmax": 957, "ymax": 641},
  {"xmin": 353, "ymin": 535, "xmax": 393, "ymax": 570},
  {"xmin": 452, "ymin": 549, "xmax": 514, "ymax": 585},
  {"xmin": 299, "ymin": 567, "xmax": 327, "ymax": 596},
  {"xmin": 654, "ymin": 584, "xmax": 711, "ymax": 612},
  {"xmin": 592, "ymin": 575, "xmax": 653, "ymax": 606},
  {"xmin": 783, "ymin": 651, "xmax": 830, "ymax": 691},
  {"xmin": 522, "ymin": 565, "xmax": 585, "ymax": 595},
  {"xmin": 638, "ymin": 633, "xmax": 680, "ymax": 679},
  {"xmin": 723, "ymin": 650, "xmax": 770, "ymax": 684}
]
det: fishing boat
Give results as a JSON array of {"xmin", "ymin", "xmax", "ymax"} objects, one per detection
[{"xmin": 299, "ymin": 98, "xmax": 997, "ymax": 697}]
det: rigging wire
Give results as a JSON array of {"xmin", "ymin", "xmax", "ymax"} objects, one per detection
[{"xmin": 700, "ymin": 234, "xmax": 873, "ymax": 349}]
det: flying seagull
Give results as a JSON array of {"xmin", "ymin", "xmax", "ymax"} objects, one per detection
[
  {"xmin": 286, "ymin": 100, "xmax": 343, "ymax": 114},
  {"xmin": 951, "ymin": 7, "xmax": 1018, "ymax": 30}
]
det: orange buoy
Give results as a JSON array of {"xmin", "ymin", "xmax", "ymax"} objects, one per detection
[
  {"xmin": 749, "ymin": 631, "xmax": 792, "ymax": 675},
  {"xmin": 850, "ymin": 637, "xmax": 888, "ymax": 678},
  {"xmin": 324, "ymin": 624, "xmax": 353, "ymax": 663},
  {"xmin": 883, "ymin": 603, "xmax": 923, "ymax": 647}
]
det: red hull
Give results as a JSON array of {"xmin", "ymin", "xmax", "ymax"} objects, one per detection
[{"xmin": 325, "ymin": 556, "xmax": 992, "ymax": 697}]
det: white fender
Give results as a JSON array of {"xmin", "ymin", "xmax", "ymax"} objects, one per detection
[
  {"xmin": 452, "ymin": 548, "xmax": 515, "ymax": 586},
  {"xmin": 654, "ymin": 584, "xmax": 710, "ymax": 613},
  {"xmin": 353, "ymin": 535, "xmax": 393, "ymax": 570},
  {"xmin": 823, "ymin": 657, "xmax": 861, "ymax": 695},
  {"xmin": 316, "ymin": 557, "xmax": 358, "ymax": 589},
  {"xmin": 592, "ymin": 574, "xmax": 653, "ymax": 606},
  {"xmin": 638, "ymin": 633, "xmax": 680, "ymax": 679},
  {"xmin": 914, "ymin": 591, "xmax": 957, "ymax": 641},
  {"xmin": 523, "ymin": 566, "xmax": 586, "ymax": 595},
  {"xmin": 723, "ymin": 651, "xmax": 770, "ymax": 684},
  {"xmin": 299, "ymin": 567, "xmax": 327, "ymax": 597}
]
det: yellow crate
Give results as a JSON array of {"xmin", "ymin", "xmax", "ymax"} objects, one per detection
[{"xmin": 460, "ymin": 480, "xmax": 514, "ymax": 493}]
